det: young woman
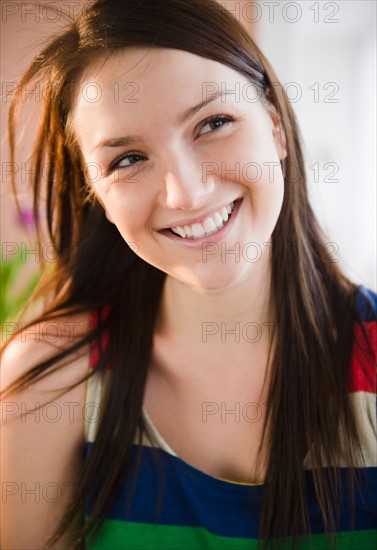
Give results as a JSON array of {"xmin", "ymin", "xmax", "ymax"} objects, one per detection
[{"xmin": 1, "ymin": 1, "xmax": 376, "ymax": 549}]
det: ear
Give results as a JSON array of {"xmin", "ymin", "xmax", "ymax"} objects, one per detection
[{"xmin": 268, "ymin": 104, "xmax": 287, "ymax": 161}]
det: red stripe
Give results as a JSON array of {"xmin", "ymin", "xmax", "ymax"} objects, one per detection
[
  {"xmin": 88, "ymin": 309, "xmax": 376, "ymax": 394},
  {"xmin": 89, "ymin": 306, "xmax": 112, "ymax": 370},
  {"xmin": 348, "ymin": 322, "xmax": 377, "ymax": 393}
]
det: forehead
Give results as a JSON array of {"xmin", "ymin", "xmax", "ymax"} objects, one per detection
[
  {"xmin": 75, "ymin": 46, "xmax": 247, "ymax": 101},
  {"xmin": 71, "ymin": 47, "xmax": 250, "ymax": 145}
]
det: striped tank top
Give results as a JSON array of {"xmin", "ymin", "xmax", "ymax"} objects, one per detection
[{"xmin": 83, "ymin": 286, "xmax": 377, "ymax": 549}]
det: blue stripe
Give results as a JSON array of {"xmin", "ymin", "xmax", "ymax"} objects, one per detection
[
  {"xmin": 84, "ymin": 443, "xmax": 377, "ymax": 538},
  {"xmin": 356, "ymin": 286, "xmax": 377, "ymax": 322}
]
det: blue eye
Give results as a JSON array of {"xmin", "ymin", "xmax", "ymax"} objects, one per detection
[
  {"xmin": 106, "ymin": 113, "xmax": 237, "ymax": 175},
  {"xmin": 199, "ymin": 114, "xmax": 236, "ymax": 135},
  {"xmin": 108, "ymin": 152, "xmax": 146, "ymax": 173}
]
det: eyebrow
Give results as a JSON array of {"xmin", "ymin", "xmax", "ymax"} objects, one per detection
[{"xmin": 91, "ymin": 90, "xmax": 231, "ymax": 153}]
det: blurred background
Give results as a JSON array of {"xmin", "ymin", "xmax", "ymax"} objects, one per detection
[{"xmin": 1, "ymin": 0, "xmax": 376, "ymax": 330}]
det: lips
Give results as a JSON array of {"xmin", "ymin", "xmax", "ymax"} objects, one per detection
[
  {"xmin": 159, "ymin": 198, "xmax": 243, "ymax": 246},
  {"xmin": 169, "ymin": 201, "xmax": 235, "ymax": 239},
  {"xmin": 160, "ymin": 199, "xmax": 238, "ymax": 235},
  {"xmin": 162, "ymin": 199, "xmax": 238, "ymax": 231}
]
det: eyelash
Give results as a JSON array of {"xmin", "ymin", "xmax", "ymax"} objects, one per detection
[{"xmin": 105, "ymin": 113, "xmax": 237, "ymax": 175}]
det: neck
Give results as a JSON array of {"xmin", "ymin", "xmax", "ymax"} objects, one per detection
[{"xmin": 155, "ymin": 251, "xmax": 275, "ymax": 348}]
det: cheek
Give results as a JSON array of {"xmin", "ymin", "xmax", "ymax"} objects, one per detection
[
  {"xmin": 108, "ymin": 191, "xmax": 157, "ymax": 244},
  {"xmin": 249, "ymin": 170, "xmax": 284, "ymax": 243},
  {"xmin": 252, "ymin": 169, "xmax": 284, "ymax": 216},
  {"xmin": 237, "ymin": 138, "xmax": 285, "ymax": 237},
  {"xmin": 214, "ymin": 126, "xmax": 281, "ymax": 184},
  {"xmin": 220, "ymin": 133, "xmax": 284, "ymax": 206}
]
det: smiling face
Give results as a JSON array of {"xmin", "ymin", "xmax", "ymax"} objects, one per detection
[{"xmin": 71, "ymin": 47, "xmax": 287, "ymax": 289}]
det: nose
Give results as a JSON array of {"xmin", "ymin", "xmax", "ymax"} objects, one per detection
[{"xmin": 161, "ymin": 153, "xmax": 215, "ymax": 211}]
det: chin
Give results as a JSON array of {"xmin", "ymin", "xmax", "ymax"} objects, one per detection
[{"xmin": 177, "ymin": 263, "xmax": 253, "ymax": 291}]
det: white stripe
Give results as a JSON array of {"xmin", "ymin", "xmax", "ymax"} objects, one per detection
[
  {"xmin": 84, "ymin": 369, "xmax": 177, "ymax": 456},
  {"xmin": 85, "ymin": 371, "xmax": 376, "ymax": 468},
  {"xmin": 303, "ymin": 391, "xmax": 376, "ymax": 469},
  {"xmin": 141, "ymin": 406, "xmax": 178, "ymax": 456},
  {"xmin": 84, "ymin": 369, "xmax": 109, "ymax": 443}
]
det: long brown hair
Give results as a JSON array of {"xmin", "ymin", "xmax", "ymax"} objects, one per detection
[{"xmin": 2, "ymin": 1, "xmax": 376, "ymax": 548}]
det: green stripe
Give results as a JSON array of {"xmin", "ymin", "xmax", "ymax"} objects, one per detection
[{"xmin": 84, "ymin": 517, "xmax": 377, "ymax": 549}]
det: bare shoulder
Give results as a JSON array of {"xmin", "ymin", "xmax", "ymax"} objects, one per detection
[
  {"xmin": 0, "ymin": 310, "xmax": 93, "ymax": 548},
  {"xmin": 1, "ymin": 309, "xmax": 93, "ymax": 395}
]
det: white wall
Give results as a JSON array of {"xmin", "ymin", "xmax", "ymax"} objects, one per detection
[{"xmin": 253, "ymin": 0, "xmax": 376, "ymax": 290}]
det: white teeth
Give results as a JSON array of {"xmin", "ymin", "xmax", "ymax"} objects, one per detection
[
  {"xmin": 170, "ymin": 201, "xmax": 236, "ymax": 239},
  {"xmin": 184, "ymin": 225, "xmax": 193, "ymax": 237},
  {"xmin": 203, "ymin": 217, "xmax": 217, "ymax": 233},
  {"xmin": 219, "ymin": 207, "xmax": 229, "ymax": 222},
  {"xmin": 192, "ymin": 223, "xmax": 206, "ymax": 238},
  {"xmin": 213, "ymin": 212, "xmax": 224, "ymax": 229},
  {"xmin": 175, "ymin": 226, "xmax": 186, "ymax": 238}
]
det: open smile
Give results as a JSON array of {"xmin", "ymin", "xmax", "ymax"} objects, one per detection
[{"xmin": 159, "ymin": 198, "xmax": 243, "ymax": 247}]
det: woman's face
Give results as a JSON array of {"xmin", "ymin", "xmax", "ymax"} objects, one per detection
[{"xmin": 72, "ymin": 47, "xmax": 287, "ymax": 289}]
